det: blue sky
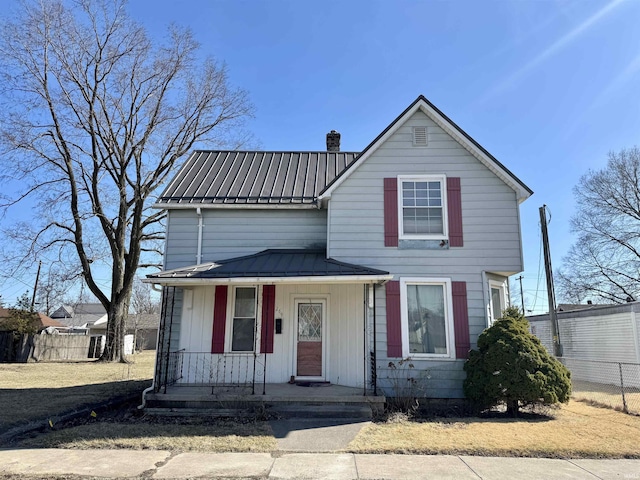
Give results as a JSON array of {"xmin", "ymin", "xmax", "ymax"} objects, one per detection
[{"xmin": 2, "ymin": 0, "xmax": 640, "ymax": 313}]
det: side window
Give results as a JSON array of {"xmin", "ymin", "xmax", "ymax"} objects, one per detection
[
  {"xmin": 489, "ymin": 281, "xmax": 507, "ymax": 323},
  {"xmin": 398, "ymin": 175, "xmax": 448, "ymax": 240},
  {"xmin": 231, "ymin": 287, "xmax": 256, "ymax": 351}
]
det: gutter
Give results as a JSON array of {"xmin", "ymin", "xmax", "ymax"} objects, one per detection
[{"xmin": 142, "ymin": 274, "xmax": 394, "ymax": 286}]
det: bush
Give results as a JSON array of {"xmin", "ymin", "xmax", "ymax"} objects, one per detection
[{"xmin": 463, "ymin": 306, "xmax": 571, "ymax": 417}]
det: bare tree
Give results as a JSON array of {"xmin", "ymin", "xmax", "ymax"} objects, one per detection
[
  {"xmin": 558, "ymin": 147, "xmax": 640, "ymax": 304},
  {"xmin": 0, "ymin": 0, "xmax": 253, "ymax": 361},
  {"xmin": 35, "ymin": 266, "xmax": 77, "ymax": 315}
]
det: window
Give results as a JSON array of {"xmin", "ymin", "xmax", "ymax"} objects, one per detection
[
  {"xmin": 231, "ymin": 287, "xmax": 256, "ymax": 351},
  {"xmin": 400, "ymin": 278, "xmax": 454, "ymax": 358},
  {"xmin": 398, "ymin": 175, "xmax": 448, "ymax": 239},
  {"xmin": 488, "ymin": 280, "xmax": 507, "ymax": 323}
]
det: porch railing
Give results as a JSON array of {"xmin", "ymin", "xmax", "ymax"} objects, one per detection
[{"xmin": 157, "ymin": 351, "xmax": 267, "ymax": 395}]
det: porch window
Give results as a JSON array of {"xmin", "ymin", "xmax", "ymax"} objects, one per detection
[
  {"xmin": 400, "ymin": 278, "xmax": 454, "ymax": 358},
  {"xmin": 398, "ymin": 175, "xmax": 448, "ymax": 240},
  {"xmin": 231, "ymin": 287, "xmax": 256, "ymax": 351}
]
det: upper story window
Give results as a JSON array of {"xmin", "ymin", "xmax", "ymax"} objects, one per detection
[
  {"xmin": 398, "ymin": 175, "xmax": 448, "ymax": 240},
  {"xmin": 230, "ymin": 286, "xmax": 257, "ymax": 352}
]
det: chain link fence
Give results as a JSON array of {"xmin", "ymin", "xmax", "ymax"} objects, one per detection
[{"xmin": 560, "ymin": 357, "xmax": 640, "ymax": 415}]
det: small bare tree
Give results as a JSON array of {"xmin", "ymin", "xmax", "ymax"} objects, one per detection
[
  {"xmin": 0, "ymin": 0, "xmax": 253, "ymax": 361},
  {"xmin": 558, "ymin": 147, "xmax": 640, "ymax": 304}
]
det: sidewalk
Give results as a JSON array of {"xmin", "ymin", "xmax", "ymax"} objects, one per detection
[{"xmin": 0, "ymin": 449, "xmax": 639, "ymax": 479}]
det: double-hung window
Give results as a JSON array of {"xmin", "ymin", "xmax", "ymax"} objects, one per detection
[
  {"xmin": 398, "ymin": 175, "xmax": 447, "ymax": 240},
  {"xmin": 400, "ymin": 278, "xmax": 454, "ymax": 358},
  {"xmin": 231, "ymin": 287, "xmax": 256, "ymax": 352}
]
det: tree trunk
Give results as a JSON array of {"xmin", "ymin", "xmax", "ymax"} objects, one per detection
[
  {"xmin": 506, "ymin": 399, "xmax": 519, "ymax": 418},
  {"xmin": 99, "ymin": 296, "xmax": 129, "ymax": 362}
]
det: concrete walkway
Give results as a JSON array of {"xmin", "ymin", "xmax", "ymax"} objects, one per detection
[{"xmin": 0, "ymin": 449, "xmax": 639, "ymax": 479}]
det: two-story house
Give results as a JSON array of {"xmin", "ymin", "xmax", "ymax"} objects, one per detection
[{"xmin": 142, "ymin": 95, "xmax": 532, "ymax": 413}]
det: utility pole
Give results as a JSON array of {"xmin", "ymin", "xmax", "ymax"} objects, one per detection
[
  {"xmin": 539, "ymin": 205, "xmax": 562, "ymax": 357},
  {"xmin": 516, "ymin": 275, "xmax": 525, "ymax": 314},
  {"xmin": 31, "ymin": 260, "xmax": 42, "ymax": 312}
]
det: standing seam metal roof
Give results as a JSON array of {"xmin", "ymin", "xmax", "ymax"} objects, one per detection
[
  {"xmin": 148, "ymin": 249, "xmax": 390, "ymax": 279},
  {"xmin": 158, "ymin": 151, "xmax": 359, "ymax": 205}
]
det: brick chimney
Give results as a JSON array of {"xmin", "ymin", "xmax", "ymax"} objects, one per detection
[{"xmin": 326, "ymin": 130, "xmax": 340, "ymax": 152}]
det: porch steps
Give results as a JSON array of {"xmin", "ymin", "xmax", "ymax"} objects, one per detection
[
  {"xmin": 144, "ymin": 384, "xmax": 386, "ymax": 419},
  {"xmin": 269, "ymin": 404, "xmax": 373, "ymax": 419}
]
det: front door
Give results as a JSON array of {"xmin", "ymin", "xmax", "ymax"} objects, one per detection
[{"xmin": 296, "ymin": 300, "xmax": 325, "ymax": 378}]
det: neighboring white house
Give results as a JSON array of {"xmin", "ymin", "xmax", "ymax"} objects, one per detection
[
  {"xmin": 528, "ymin": 303, "xmax": 640, "ymax": 364},
  {"xmin": 144, "ymin": 95, "xmax": 532, "ymax": 404}
]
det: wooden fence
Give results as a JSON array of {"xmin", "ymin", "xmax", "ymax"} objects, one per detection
[{"xmin": 0, "ymin": 332, "xmax": 95, "ymax": 362}]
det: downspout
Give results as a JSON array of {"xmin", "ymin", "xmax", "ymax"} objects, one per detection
[
  {"xmin": 139, "ymin": 285, "xmax": 165, "ymax": 409},
  {"xmin": 196, "ymin": 207, "xmax": 203, "ymax": 264}
]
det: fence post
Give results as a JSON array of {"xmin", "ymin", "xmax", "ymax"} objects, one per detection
[{"xmin": 618, "ymin": 363, "xmax": 628, "ymax": 414}]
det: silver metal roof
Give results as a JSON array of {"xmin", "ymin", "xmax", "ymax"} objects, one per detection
[{"xmin": 157, "ymin": 150, "xmax": 359, "ymax": 206}]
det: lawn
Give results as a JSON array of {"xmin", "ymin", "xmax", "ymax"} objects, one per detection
[
  {"xmin": 348, "ymin": 400, "xmax": 640, "ymax": 458},
  {"xmin": 0, "ymin": 351, "xmax": 155, "ymax": 434},
  {"xmin": 12, "ymin": 399, "xmax": 640, "ymax": 458}
]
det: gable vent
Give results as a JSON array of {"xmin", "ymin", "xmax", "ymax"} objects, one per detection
[{"xmin": 412, "ymin": 126, "xmax": 428, "ymax": 146}]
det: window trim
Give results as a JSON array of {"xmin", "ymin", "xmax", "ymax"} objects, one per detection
[
  {"xmin": 400, "ymin": 277, "xmax": 455, "ymax": 359},
  {"xmin": 488, "ymin": 279, "xmax": 507, "ymax": 325},
  {"xmin": 225, "ymin": 285, "xmax": 258, "ymax": 353},
  {"xmin": 397, "ymin": 175, "xmax": 448, "ymax": 241}
]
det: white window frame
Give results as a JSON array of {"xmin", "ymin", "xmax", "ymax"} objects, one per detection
[
  {"xmin": 488, "ymin": 280, "xmax": 508, "ymax": 324},
  {"xmin": 398, "ymin": 175, "xmax": 448, "ymax": 241},
  {"xmin": 400, "ymin": 277, "xmax": 455, "ymax": 359},
  {"xmin": 225, "ymin": 286, "xmax": 258, "ymax": 353}
]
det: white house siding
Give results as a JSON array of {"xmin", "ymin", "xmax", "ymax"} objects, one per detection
[
  {"xmin": 164, "ymin": 208, "xmax": 328, "ymax": 271},
  {"xmin": 529, "ymin": 307, "xmax": 640, "ymax": 388},
  {"xmin": 177, "ymin": 283, "xmax": 367, "ymax": 388},
  {"xmin": 529, "ymin": 311, "xmax": 639, "ymax": 363},
  {"xmin": 328, "ymin": 110, "xmax": 524, "ymax": 398}
]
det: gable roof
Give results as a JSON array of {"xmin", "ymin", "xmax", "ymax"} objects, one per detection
[
  {"xmin": 320, "ymin": 95, "xmax": 532, "ymax": 203},
  {"xmin": 145, "ymin": 249, "xmax": 392, "ymax": 285},
  {"xmin": 156, "ymin": 151, "xmax": 358, "ymax": 208},
  {"xmin": 155, "ymin": 95, "xmax": 531, "ymax": 209}
]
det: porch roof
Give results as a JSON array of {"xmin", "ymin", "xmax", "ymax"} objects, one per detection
[{"xmin": 145, "ymin": 249, "xmax": 392, "ymax": 285}]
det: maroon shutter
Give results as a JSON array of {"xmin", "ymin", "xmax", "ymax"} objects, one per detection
[
  {"xmin": 260, "ymin": 285, "xmax": 276, "ymax": 354},
  {"xmin": 211, "ymin": 285, "xmax": 228, "ymax": 354},
  {"xmin": 447, "ymin": 177, "xmax": 463, "ymax": 247},
  {"xmin": 384, "ymin": 178, "xmax": 399, "ymax": 247},
  {"xmin": 452, "ymin": 281, "xmax": 470, "ymax": 359},
  {"xmin": 385, "ymin": 281, "xmax": 402, "ymax": 357}
]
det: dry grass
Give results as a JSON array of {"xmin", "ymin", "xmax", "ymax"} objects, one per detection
[
  {"xmin": 571, "ymin": 380, "xmax": 640, "ymax": 415},
  {"xmin": 348, "ymin": 400, "xmax": 640, "ymax": 458},
  {"xmin": 0, "ymin": 351, "xmax": 155, "ymax": 432},
  {"xmin": 16, "ymin": 419, "xmax": 277, "ymax": 452}
]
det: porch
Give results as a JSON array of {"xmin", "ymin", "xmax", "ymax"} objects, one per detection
[{"xmin": 145, "ymin": 382, "xmax": 386, "ymax": 418}]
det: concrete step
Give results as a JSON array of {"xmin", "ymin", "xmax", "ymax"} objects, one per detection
[{"xmin": 269, "ymin": 404, "xmax": 373, "ymax": 419}]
